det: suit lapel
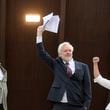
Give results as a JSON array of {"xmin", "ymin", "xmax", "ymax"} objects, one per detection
[
  {"xmin": 56, "ymin": 57, "xmax": 67, "ymax": 75},
  {"xmin": 74, "ymin": 61, "xmax": 81, "ymax": 74}
]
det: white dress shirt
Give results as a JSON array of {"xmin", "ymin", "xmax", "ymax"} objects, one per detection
[
  {"xmin": 36, "ymin": 36, "xmax": 43, "ymax": 43},
  {"xmin": 94, "ymin": 75, "xmax": 110, "ymax": 110},
  {"xmin": 94, "ymin": 75, "xmax": 110, "ymax": 90},
  {"xmin": 0, "ymin": 68, "xmax": 4, "ymax": 80}
]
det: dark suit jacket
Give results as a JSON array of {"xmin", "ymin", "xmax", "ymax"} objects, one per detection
[{"xmin": 37, "ymin": 42, "xmax": 92, "ymax": 109}]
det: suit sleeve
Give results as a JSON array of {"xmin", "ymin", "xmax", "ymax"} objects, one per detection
[
  {"xmin": 83, "ymin": 64, "xmax": 92, "ymax": 110},
  {"xmin": 36, "ymin": 42, "xmax": 55, "ymax": 69}
]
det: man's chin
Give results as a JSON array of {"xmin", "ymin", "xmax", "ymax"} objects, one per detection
[{"xmin": 64, "ymin": 58, "xmax": 72, "ymax": 62}]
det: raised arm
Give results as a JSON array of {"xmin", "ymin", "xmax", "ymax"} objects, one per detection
[
  {"xmin": 36, "ymin": 25, "xmax": 55, "ymax": 69},
  {"xmin": 92, "ymin": 57, "xmax": 100, "ymax": 78},
  {"xmin": 36, "ymin": 25, "xmax": 44, "ymax": 43},
  {"xmin": 92, "ymin": 57, "xmax": 110, "ymax": 90}
]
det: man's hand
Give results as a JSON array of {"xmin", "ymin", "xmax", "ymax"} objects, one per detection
[
  {"xmin": 37, "ymin": 25, "xmax": 45, "ymax": 37},
  {"xmin": 93, "ymin": 57, "xmax": 100, "ymax": 63}
]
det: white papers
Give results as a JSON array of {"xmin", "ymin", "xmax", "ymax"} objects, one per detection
[
  {"xmin": 105, "ymin": 102, "xmax": 110, "ymax": 110},
  {"xmin": 0, "ymin": 68, "xmax": 4, "ymax": 80},
  {"xmin": 43, "ymin": 12, "xmax": 53, "ymax": 25},
  {"xmin": 43, "ymin": 12, "xmax": 60, "ymax": 33}
]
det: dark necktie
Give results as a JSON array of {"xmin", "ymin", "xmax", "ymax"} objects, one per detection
[{"xmin": 65, "ymin": 62, "xmax": 72, "ymax": 78}]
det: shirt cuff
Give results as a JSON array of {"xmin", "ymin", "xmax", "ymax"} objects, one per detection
[
  {"xmin": 36, "ymin": 36, "xmax": 43, "ymax": 43},
  {"xmin": 94, "ymin": 75, "xmax": 102, "ymax": 83}
]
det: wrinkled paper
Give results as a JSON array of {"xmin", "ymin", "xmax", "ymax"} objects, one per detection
[{"xmin": 43, "ymin": 12, "xmax": 60, "ymax": 33}]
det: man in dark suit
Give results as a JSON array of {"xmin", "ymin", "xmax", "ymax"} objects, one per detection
[{"xmin": 36, "ymin": 25, "xmax": 92, "ymax": 110}]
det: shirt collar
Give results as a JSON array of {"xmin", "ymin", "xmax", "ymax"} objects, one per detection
[{"xmin": 63, "ymin": 58, "xmax": 74, "ymax": 64}]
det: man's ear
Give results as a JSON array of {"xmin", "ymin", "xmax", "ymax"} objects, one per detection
[{"xmin": 58, "ymin": 53, "xmax": 62, "ymax": 58}]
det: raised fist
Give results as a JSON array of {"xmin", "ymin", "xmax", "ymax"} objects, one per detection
[
  {"xmin": 37, "ymin": 25, "xmax": 45, "ymax": 36},
  {"xmin": 93, "ymin": 57, "xmax": 100, "ymax": 63}
]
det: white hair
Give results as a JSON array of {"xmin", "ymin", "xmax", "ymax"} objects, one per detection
[{"xmin": 57, "ymin": 42, "xmax": 74, "ymax": 55}]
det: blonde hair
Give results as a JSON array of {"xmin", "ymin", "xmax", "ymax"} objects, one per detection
[{"xmin": 58, "ymin": 42, "xmax": 74, "ymax": 55}]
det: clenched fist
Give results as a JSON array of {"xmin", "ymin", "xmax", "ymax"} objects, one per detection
[
  {"xmin": 93, "ymin": 57, "xmax": 100, "ymax": 63},
  {"xmin": 37, "ymin": 25, "xmax": 45, "ymax": 36}
]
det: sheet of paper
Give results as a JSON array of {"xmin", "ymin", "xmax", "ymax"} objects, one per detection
[
  {"xmin": 0, "ymin": 68, "xmax": 4, "ymax": 80},
  {"xmin": 44, "ymin": 15, "xmax": 60, "ymax": 33},
  {"xmin": 43, "ymin": 12, "xmax": 53, "ymax": 25},
  {"xmin": 43, "ymin": 12, "xmax": 60, "ymax": 33}
]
